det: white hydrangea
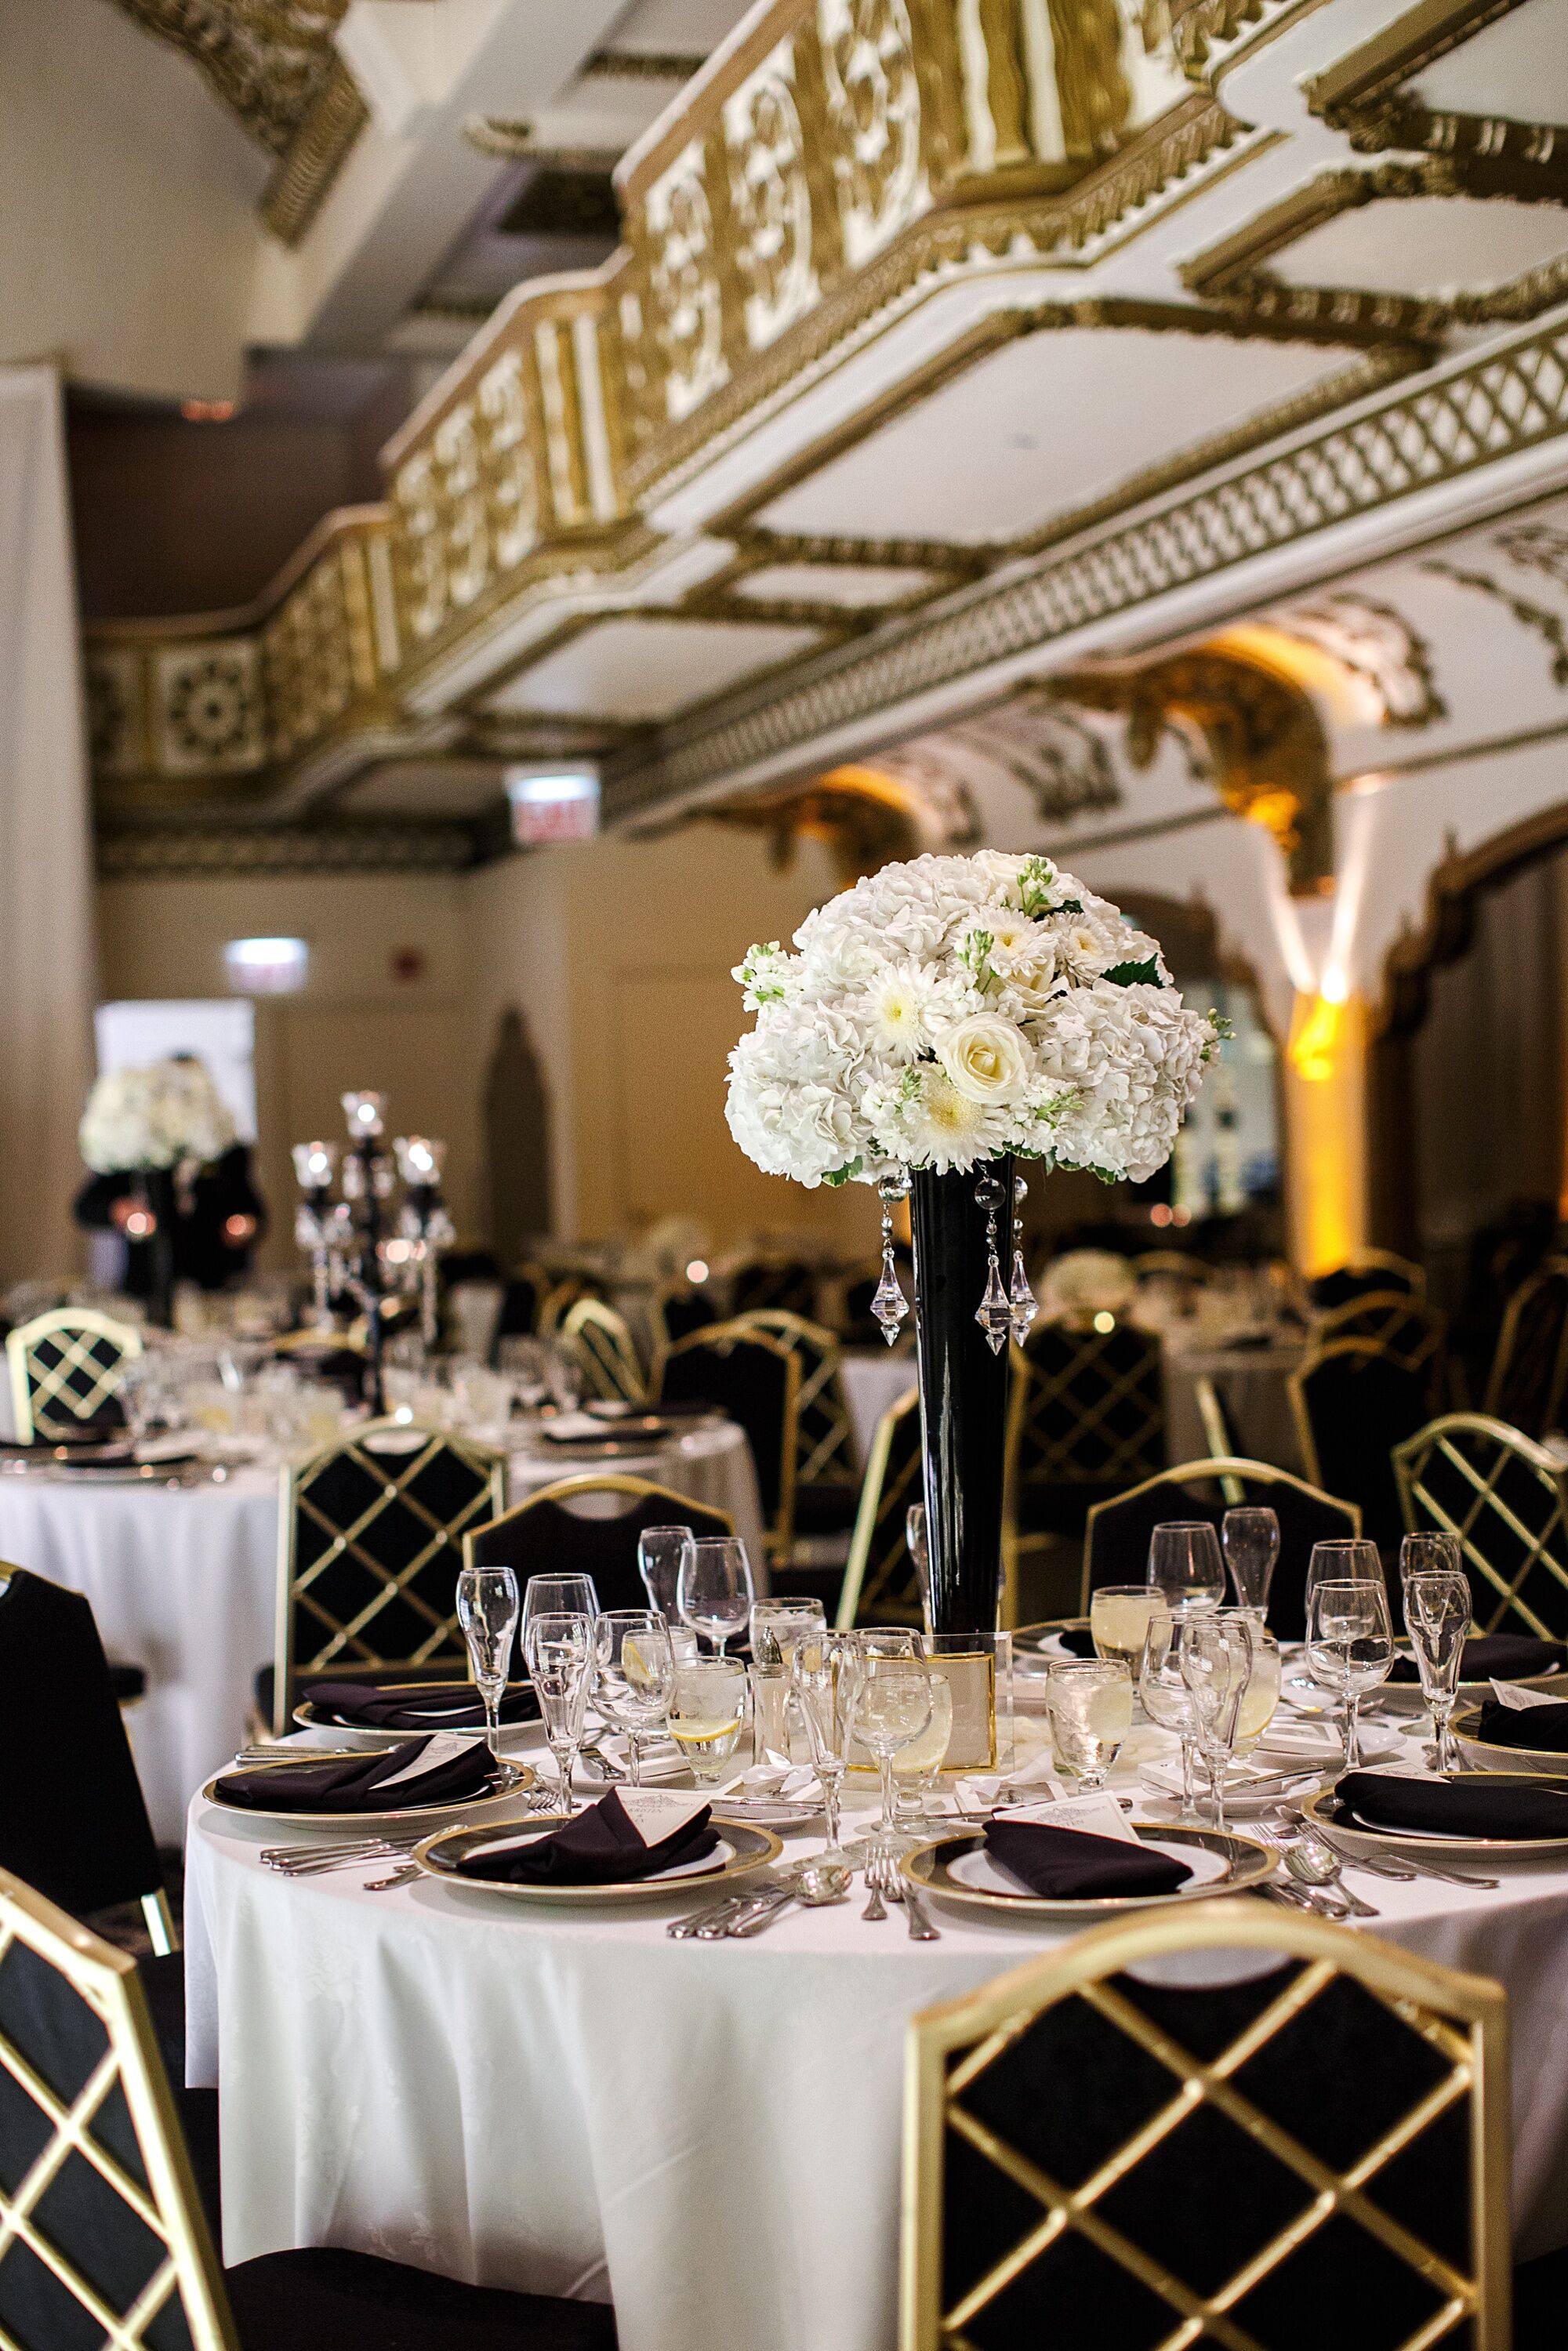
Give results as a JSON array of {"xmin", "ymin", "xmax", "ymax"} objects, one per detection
[
  {"xmin": 725, "ymin": 851, "xmax": 1217, "ymax": 1188},
  {"xmin": 79, "ymin": 1058, "xmax": 237, "ymax": 1174}
]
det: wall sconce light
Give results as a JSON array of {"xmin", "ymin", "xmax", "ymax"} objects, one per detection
[{"xmin": 224, "ymin": 936, "xmax": 308, "ymax": 994}]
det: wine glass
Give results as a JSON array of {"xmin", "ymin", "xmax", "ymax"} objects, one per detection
[
  {"xmin": 1231, "ymin": 1612, "xmax": 1281, "ymax": 1752},
  {"xmin": 520, "ymin": 1573, "xmax": 600, "ymax": 1660},
  {"xmin": 844, "ymin": 1648, "xmax": 934, "ymax": 1852},
  {"xmin": 1305, "ymin": 1579, "xmax": 1395, "ymax": 1769},
  {"xmin": 791, "ymin": 1631, "xmax": 852, "ymax": 1857},
  {"xmin": 1147, "ymin": 1522, "xmax": 1225, "ymax": 1612},
  {"xmin": 749, "ymin": 1596, "xmax": 826, "ymax": 1667},
  {"xmin": 1399, "ymin": 1529, "xmax": 1464, "ymax": 1603},
  {"xmin": 667, "ymin": 1657, "xmax": 747, "ymax": 1782},
  {"xmin": 1221, "ymin": 1507, "xmax": 1280, "ymax": 1614},
  {"xmin": 524, "ymin": 1609, "xmax": 594, "ymax": 1810},
  {"xmin": 892, "ymin": 1674, "xmax": 954, "ymax": 1828},
  {"xmin": 1304, "ymin": 1539, "xmax": 1384, "ymax": 1611},
  {"xmin": 456, "ymin": 1562, "xmax": 524, "ymax": 1790},
  {"xmin": 1045, "ymin": 1660, "xmax": 1132, "ymax": 1794},
  {"xmin": 1403, "ymin": 1568, "xmax": 1471, "ymax": 1774},
  {"xmin": 1178, "ymin": 1611, "xmax": 1254, "ymax": 1832},
  {"xmin": 1089, "ymin": 1585, "xmax": 1165, "ymax": 1674},
  {"xmin": 1138, "ymin": 1606, "xmax": 1200, "ymax": 1819},
  {"xmin": 677, "ymin": 1538, "xmax": 755, "ymax": 1657},
  {"xmin": 593, "ymin": 1611, "xmax": 676, "ymax": 1787},
  {"xmin": 637, "ymin": 1525, "xmax": 695, "ymax": 1617}
]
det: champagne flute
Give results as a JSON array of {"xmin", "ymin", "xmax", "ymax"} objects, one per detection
[
  {"xmin": 1305, "ymin": 1579, "xmax": 1395, "ymax": 1770},
  {"xmin": 524, "ymin": 1609, "xmax": 594, "ymax": 1811},
  {"xmin": 637, "ymin": 1525, "xmax": 695, "ymax": 1617},
  {"xmin": 1046, "ymin": 1660, "xmax": 1132, "ymax": 1794},
  {"xmin": 1147, "ymin": 1522, "xmax": 1225, "ymax": 1612},
  {"xmin": 844, "ymin": 1649, "xmax": 934, "ymax": 1852},
  {"xmin": 1221, "ymin": 1507, "xmax": 1279, "ymax": 1614},
  {"xmin": 456, "ymin": 1562, "xmax": 524, "ymax": 1790},
  {"xmin": 1138, "ymin": 1606, "xmax": 1200, "ymax": 1819},
  {"xmin": 1301, "ymin": 1540, "xmax": 1385, "ymax": 1735},
  {"xmin": 593, "ymin": 1611, "xmax": 675, "ymax": 1787},
  {"xmin": 1399, "ymin": 1530, "xmax": 1463, "ymax": 1590},
  {"xmin": 1178, "ymin": 1611, "xmax": 1254, "ymax": 1832},
  {"xmin": 1403, "ymin": 1568, "xmax": 1470, "ymax": 1774},
  {"xmin": 677, "ymin": 1538, "xmax": 755, "ymax": 1657},
  {"xmin": 791, "ymin": 1632, "xmax": 851, "ymax": 1857}
]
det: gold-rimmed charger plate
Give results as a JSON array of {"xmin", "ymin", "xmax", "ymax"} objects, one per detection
[
  {"xmin": 201, "ymin": 1754, "xmax": 536, "ymax": 1829},
  {"xmin": 1304, "ymin": 1780, "xmax": 1568, "ymax": 1862},
  {"xmin": 902, "ymin": 1821, "xmax": 1272, "ymax": 1918},
  {"xmin": 1378, "ymin": 1662, "xmax": 1568, "ymax": 1717},
  {"xmin": 293, "ymin": 1684, "xmax": 540, "ymax": 1750},
  {"xmin": 412, "ymin": 1813, "xmax": 782, "ymax": 1903}
]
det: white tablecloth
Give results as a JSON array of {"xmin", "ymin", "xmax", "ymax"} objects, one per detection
[
  {"xmin": 186, "ymin": 1721, "xmax": 1568, "ymax": 2351},
  {"xmin": 839, "ymin": 1351, "xmax": 918, "ymax": 1464},
  {"xmin": 0, "ymin": 1423, "xmax": 762, "ymax": 1842}
]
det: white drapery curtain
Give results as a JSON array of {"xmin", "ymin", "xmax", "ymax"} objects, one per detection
[{"xmin": 0, "ymin": 367, "xmax": 96, "ymax": 1284}]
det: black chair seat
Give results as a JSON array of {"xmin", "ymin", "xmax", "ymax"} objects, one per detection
[
  {"xmin": 225, "ymin": 2248, "xmax": 618, "ymax": 2351},
  {"xmin": 108, "ymin": 1660, "xmax": 147, "ymax": 1703},
  {"xmin": 793, "ymin": 1480, "xmax": 858, "ymax": 1536},
  {"xmin": 1516, "ymin": 2243, "xmax": 1568, "ymax": 2347}
]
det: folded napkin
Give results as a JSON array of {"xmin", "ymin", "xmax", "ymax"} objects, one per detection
[
  {"xmin": 304, "ymin": 1678, "xmax": 539, "ymax": 1731},
  {"xmin": 1389, "ymin": 1634, "xmax": 1565, "ymax": 1684},
  {"xmin": 1475, "ymin": 1698, "xmax": 1568, "ymax": 1753},
  {"xmin": 983, "ymin": 1816, "xmax": 1191, "ymax": 1899},
  {"xmin": 1336, "ymin": 1769, "xmax": 1568, "ymax": 1841},
  {"xmin": 215, "ymin": 1732, "xmax": 495, "ymax": 1813},
  {"xmin": 456, "ymin": 1787, "xmax": 719, "ymax": 1886}
]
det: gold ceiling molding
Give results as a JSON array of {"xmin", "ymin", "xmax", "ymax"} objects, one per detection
[
  {"xmin": 110, "ymin": 0, "xmax": 365, "ymax": 245},
  {"xmin": 1421, "ymin": 560, "xmax": 1568, "ymax": 686},
  {"xmin": 1049, "ymin": 649, "xmax": 1334, "ymax": 891},
  {"xmin": 1168, "ymin": 0, "xmax": 1320, "ymax": 78},
  {"xmin": 1304, "ymin": 0, "xmax": 1536, "ymax": 122},
  {"xmin": 583, "ymin": 51, "xmax": 710, "ymax": 85},
  {"xmin": 697, "ymin": 759, "xmax": 979, "ymax": 882},
  {"xmin": 96, "ymin": 818, "xmax": 481, "ymax": 881},
  {"xmin": 1246, "ymin": 593, "xmax": 1446, "ymax": 727}
]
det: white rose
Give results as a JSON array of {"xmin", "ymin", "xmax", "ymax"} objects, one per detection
[{"xmin": 938, "ymin": 1014, "xmax": 1033, "ymax": 1106}]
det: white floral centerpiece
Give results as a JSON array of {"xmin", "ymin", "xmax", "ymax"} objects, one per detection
[
  {"xmin": 726, "ymin": 851, "xmax": 1218, "ymax": 1191},
  {"xmin": 79, "ymin": 1058, "xmax": 237, "ymax": 1175}
]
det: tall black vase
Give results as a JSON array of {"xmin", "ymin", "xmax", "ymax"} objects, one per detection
[
  {"xmin": 141, "ymin": 1168, "xmax": 177, "ymax": 1332},
  {"xmin": 910, "ymin": 1158, "xmax": 1013, "ymax": 1636}
]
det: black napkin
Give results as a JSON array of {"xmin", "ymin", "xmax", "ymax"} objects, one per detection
[
  {"xmin": 1475, "ymin": 1699, "xmax": 1568, "ymax": 1754},
  {"xmin": 1388, "ymin": 1634, "xmax": 1566, "ymax": 1684},
  {"xmin": 1336, "ymin": 1769, "xmax": 1568, "ymax": 1840},
  {"xmin": 305, "ymin": 1679, "xmax": 539, "ymax": 1731},
  {"xmin": 456, "ymin": 1789, "xmax": 719, "ymax": 1886},
  {"xmin": 1054, "ymin": 1624, "xmax": 1098, "ymax": 1659},
  {"xmin": 215, "ymin": 1734, "xmax": 495, "ymax": 1813},
  {"xmin": 983, "ymin": 1817, "xmax": 1191, "ymax": 1899}
]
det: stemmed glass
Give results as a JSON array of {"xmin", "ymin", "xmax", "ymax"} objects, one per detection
[
  {"xmin": 1403, "ymin": 1568, "xmax": 1471, "ymax": 1775},
  {"xmin": 1304, "ymin": 1538, "xmax": 1384, "ymax": 1613},
  {"xmin": 677, "ymin": 1538, "xmax": 755, "ymax": 1657},
  {"xmin": 1046, "ymin": 1660, "xmax": 1132, "ymax": 1794},
  {"xmin": 637, "ymin": 1525, "xmax": 695, "ymax": 1617},
  {"xmin": 844, "ymin": 1647, "xmax": 934, "ymax": 1852},
  {"xmin": 1305, "ymin": 1579, "xmax": 1396, "ymax": 1769},
  {"xmin": 1147, "ymin": 1522, "xmax": 1225, "ymax": 1611},
  {"xmin": 456, "ymin": 1562, "xmax": 526, "ymax": 1790},
  {"xmin": 593, "ymin": 1611, "xmax": 676, "ymax": 1787},
  {"xmin": 1138, "ymin": 1606, "xmax": 1200, "ymax": 1819},
  {"xmin": 750, "ymin": 1596, "xmax": 826, "ymax": 1667},
  {"xmin": 1178, "ymin": 1611, "xmax": 1254, "ymax": 1832},
  {"xmin": 524, "ymin": 1610, "xmax": 594, "ymax": 1812},
  {"xmin": 521, "ymin": 1573, "xmax": 600, "ymax": 1657},
  {"xmin": 1399, "ymin": 1530, "xmax": 1464, "ymax": 1584},
  {"xmin": 791, "ymin": 1632, "xmax": 851, "ymax": 1859},
  {"xmin": 1221, "ymin": 1507, "xmax": 1279, "ymax": 1614}
]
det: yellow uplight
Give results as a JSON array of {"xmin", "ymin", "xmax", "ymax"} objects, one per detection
[{"xmin": 1287, "ymin": 992, "xmax": 1342, "ymax": 1083}]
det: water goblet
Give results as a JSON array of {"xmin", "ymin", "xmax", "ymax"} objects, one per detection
[
  {"xmin": 593, "ymin": 1611, "xmax": 676, "ymax": 1787},
  {"xmin": 1046, "ymin": 1659, "xmax": 1133, "ymax": 1794},
  {"xmin": 1090, "ymin": 1585, "xmax": 1165, "ymax": 1675},
  {"xmin": 456, "ymin": 1562, "xmax": 524, "ymax": 1790},
  {"xmin": 1305, "ymin": 1578, "xmax": 1395, "ymax": 1770},
  {"xmin": 892, "ymin": 1673, "xmax": 953, "ymax": 1828},
  {"xmin": 1231, "ymin": 1612, "xmax": 1280, "ymax": 1751},
  {"xmin": 1403, "ymin": 1566, "xmax": 1471, "ymax": 1774},
  {"xmin": 677, "ymin": 1537, "xmax": 755, "ymax": 1657},
  {"xmin": 637, "ymin": 1525, "xmax": 695, "ymax": 1619},
  {"xmin": 1147, "ymin": 1522, "xmax": 1225, "ymax": 1612},
  {"xmin": 843, "ymin": 1648, "xmax": 934, "ymax": 1852},
  {"xmin": 523, "ymin": 1609, "xmax": 594, "ymax": 1810},
  {"xmin": 1221, "ymin": 1507, "xmax": 1279, "ymax": 1614},
  {"xmin": 668, "ymin": 1656, "xmax": 748, "ymax": 1783},
  {"xmin": 1177, "ymin": 1611, "xmax": 1254, "ymax": 1832},
  {"xmin": 1399, "ymin": 1530, "xmax": 1463, "ymax": 1588}
]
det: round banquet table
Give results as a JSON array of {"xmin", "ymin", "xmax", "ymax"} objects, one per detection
[
  {"xmin": 0, "ymin": 1421, "xmax": 763, "ymax": 1843},
  {"xmin": 185, "ymin": 1722, "xmax": 1568, "ymax": 2351}
]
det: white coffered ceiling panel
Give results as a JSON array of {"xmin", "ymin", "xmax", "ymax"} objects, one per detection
[
  {"xmin": 1276, "ymin": 196, "xmax": 1568, "ymax": 300},
  {"xmin": 484, "ymin": 616, "xmax": 824, "ymax": 722},
  {"xmin": 732, "ymin": 563, "xmax": 939, "ymax": 607}
]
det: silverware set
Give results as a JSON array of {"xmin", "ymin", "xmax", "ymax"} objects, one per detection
[{"xmin": 662, "ymin": 1850, "xmax": 938, "ymax": 1939}]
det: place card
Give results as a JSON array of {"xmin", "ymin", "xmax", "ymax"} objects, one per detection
[
  {"xmin": 1490, "ymin": 1680, "xmax": 1559, "ymax": 1711},
  {"xmin": 1001, "ymin": 1792, "xmax": 1139, "ymax": 1844},
  {"xmin": 375, "ymin": 1733, "xmax": 474, "ymax": 1787},
  {"xmin": 613, "ymin": 1788, "xmax": 710, "ymax": 1845}
]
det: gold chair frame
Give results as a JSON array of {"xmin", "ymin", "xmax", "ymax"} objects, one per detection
[
  {"xmin": 731, "ymin": 1310, "xmax": 859, "ymax": 1490},
  {"xmin": 0, "ymin": 1868, "xmax": 233, "ymax": 2350},
  {"xmin": 655, "ymin": 1319, "xmax": 800, "ymax": 1566},
  {"xmin": 561, "ymin": 1295, "xmax": 648, "ymax": 1405},
  {"xmin": 1131, "ymin": 1251, "xmax": 1213, "ymax": 1284},
  {"xmin": 1288, "ymin": 1335, "xmax": 1420, "ymax": 1493},
  {"xmin": 836, "ymin": 1385, "xmax": 921, "ymax": 1629},
  {"xmin": 6, "ymin": 1306, "xmax": 143, "ymax": 1442},
  {"xmin": 1003, "ymin": 1322, "xmax": 1165, "ymax": 1616},
  {"xmin": 1315, "ymin": 1290, "xmax": 1447, "ymax": 1394},
  {"xmin": 1080, "ymin": 1457, "xmax": 1362, "ymax": 1615},
  {"xmin": 1393, "ymin": 1410, "xmax": 1568, "ymax": 1640},
  {"xmin": 1483, "ymin": 1256, "xmax": 1568, "ymax": 1434},
  {"xmin": 902, "ymin": 1894, "xmax": 1510, "ymax": 2351},
  {"xmin": 272, "ymin": 1418, "xmax": 505, "ymax": 1734},
  {"xmin": 1317, "ymin": 1247, "xmax": 1427, "ymax": 1299},
  {"xmin": 461, "ymin": 1469, "xmax": 735, "ymax": 1580}
]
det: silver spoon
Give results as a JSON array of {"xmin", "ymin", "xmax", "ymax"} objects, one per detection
[
  {"xmin": 363, "ymin": 1863, "xmax": 422, "ymax": 1891},
  {"xmin": 726, "ymin": 1858, "xmax": 851, "ymax": 1937},
  {"xmin": 1284, "ymin": 1840, "xmax": 1380, "ymax": 1917}
]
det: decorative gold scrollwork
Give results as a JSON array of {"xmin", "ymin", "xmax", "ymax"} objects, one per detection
[
  {"xmin": 646, "ymin": 165, "xmax": 728, "ymax": 419},
  {"xmin": 727, "ymin": 71, "xmax": 815, "ymax": 347},
  {"xmin": 818, "ymin": 0, "xmax": 924, "ymax": 263},
  {"xmin": 478, "ymin": 350, "xmax": 540, "ymax": 570}
]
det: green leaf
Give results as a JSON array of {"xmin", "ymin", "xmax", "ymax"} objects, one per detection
[
  {"xmin": 1102, "ymin": 956, "xmax": 1161, "ymax": 989},
  {"xmin": 823, "ymin": 1156, "xmax": 863, "ymax": 1188}
]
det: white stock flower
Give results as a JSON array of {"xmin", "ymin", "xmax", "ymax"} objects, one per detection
[
  {"xmin": 864, "ymin": 963, "xmax": 941, "ymax": 1058},
  {"xmin": 938, "ymin": 1014, "xmax": 1033, "ymax": 1108}
]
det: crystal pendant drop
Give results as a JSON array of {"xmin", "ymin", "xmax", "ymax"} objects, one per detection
[
  {"xmin": 871, "ymin": 1247, "xmax": 909, "ymax": 1344},
  {"xmin": 1008, "ymin": 1249, "xmax": 1038, "ymax": 1341},
  {"xmin": 975, "ymin": 1256, "xmax": 1013, "ymax": 1354}
]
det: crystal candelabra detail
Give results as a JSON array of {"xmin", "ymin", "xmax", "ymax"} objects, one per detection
[
  {"xmin": 290, "ymin": 1093, "xmax": 455, "ymax": 1411},
  {"xmin": 973, "ymin": 1167, "xmax": 1036, "ymax": 1354},
  {"xmin": 871, "ymin": 1171, "xmax": 911, "ymax": 1344}
]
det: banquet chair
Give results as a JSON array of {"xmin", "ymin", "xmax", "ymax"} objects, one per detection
[
  {"xmin": 5, "ymin": 1304, "xmax": 142, "ymax": 1442},
  {"xmin": 463, "ymin": 1473, "xmax": 734, "ymax": 1620},
  {"xmin": 1394, "ymin": 1411, "xmax": 1568, "ymax": 1642},
  {"xmin": 1130, "ymin": 1250, "xmax": 1213, "ymax": 1287},
  {"xmin": 648, "ymin": 1281, "xmax": 718, "ymax": 1354},
  {"xmin": 1313, "ymin": 1289, "xmax": 1450, "ymax": 1406},
  {"xmin": 902, "ymin": 1896, "xmax": 1508, "ymax": 2351},
  {"xmin": 1288, "ymin": 1338, "xmax": 1429, "ymax": 1552},
  {"xmin": 0, "ymin": 1868, "xmax": 620, "ymax": 2351},
  {"xmin": 836, "ymin": 1386, "xmax": 923, "ymax": 1629},
  {"xmin": 655, "ymin": 1322, "xmax": 800, "ymax": 1569},
  {"xmin": 1484, "ymin": 1257, "xmax": 1568, "ymax": 1438},
  {"xmin": 560, "ymin": 1297, "xmax": 647, "ymax": 1406},
  {"xmin": 1003, "ymin": 1320, "xmax": 1165, "ymax": 1605},
  {"xmin": 1308, "ymin": 1249, "xmax": 1425, "ymax": 1310},
  {"xmin": 267, "ymin": 1420, "xmax": 505, "ymax": 1736},
  {"xmin": 728, "ymin": 1257, "xmax": 819, "ymax": 1320},
  {"xmin": 496, "ymin": 1261, "xmax": 553, "ymax": 1344},
  {"xmin": 1080, "ymin": 1456, "xmax": 1361, "ymax": 1639},
  {"xmin": 536, "ymin": 1276, "xmax": 605, "ymax": 1340},
  {"xmin": 731, "ymin": 1311, "xmax": 860, "ymax": 1587},
  {"xmin": 829, "ymin": 1254, "xmax": 916, "ymax": 1349}
]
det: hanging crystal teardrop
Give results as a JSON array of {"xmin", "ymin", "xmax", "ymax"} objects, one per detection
[
  {"xmin": 871, "ymin": 1170, "xmax": 910, "ymax": 1344},
  {"xmin": 972, "ymin": 1170, "xmax": 1012, "ymax": 1355},
  {"xmin": 1008, "ymin": 1170, "xmax": 1036, "ymax": 1341}
]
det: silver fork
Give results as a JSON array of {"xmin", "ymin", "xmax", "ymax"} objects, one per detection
[
  {"xmin": 877, "ymin": 1852, "xmax": 940, "ymax": 1940},
  {"xmin": 861, "ymin": 1851, "xmax": 889, "ymax": 1921}
]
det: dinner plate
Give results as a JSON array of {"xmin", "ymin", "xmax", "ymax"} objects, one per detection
[
  {"xmin": 902, "ymin": 1821, "xmax": 1272, "ymax": 1917},
  {"xmin": 1450, "ymin": 1703, "xmax": 1568, "ymax": 1777},
  {"xmin": 413, "ymin": 1813, "xmax": 782, "ymax": 1903},
  {"xmin": 201, "ymin": 1755, "xmax": 536, "ymax": 1828},
  {"xmin": 293, "ymin": 1683, "xmax": 539, "ymax": 1749},
  {"xmin": 948, "ymin": 1838, "xmax": 1231, "ymax": 1899},
  {"xmin": 1377, "ymin": 1661, "xmax": 1568, "ymax": 1717},
  {"xmin": 1302, "ymin": 1782, "xmax": 1568, "ymax": 1863}
]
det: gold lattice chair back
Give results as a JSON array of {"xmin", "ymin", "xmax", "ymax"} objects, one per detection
[
  {"xmin": 837, "ymin": 1387, "xmax": 923, "ymax": 1628},
  {"xmin": 903, "ymin": 1895, "xmax": 1509, "ymax": 2351},
  {"xmin": 1484, "ymin": 1257, "xmax": 1568, "ymax": 1438},
  {"xmin": 6, "ymin": 1308, "xmax": 143, "ymax": 1443},
  {"xmin": 1316, "ymin": 1290, "xmax": 1446, "ymax": 1390},
  {"xmin": 0, "ymin": 1868, "xmax": 234, "ymax": 2349},
  {"xmin": 1007, "ymin": 1322, "xmax": 1165, "ymax": 1496},
  {"xmin": 561, "ymin": 1296, "xmax": 647, "ymax": 1404},
  {"xmin": 274, "ymin": 1419, "xmax": 504, "ymax": 1732},
  {"xmin": 1394, "ymin": 1410, "xmax": 1568, "ymax": 1641},
  {"xmin": 731, "ymin": 1311, "xmax": 859, "ymax": 1490}
]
